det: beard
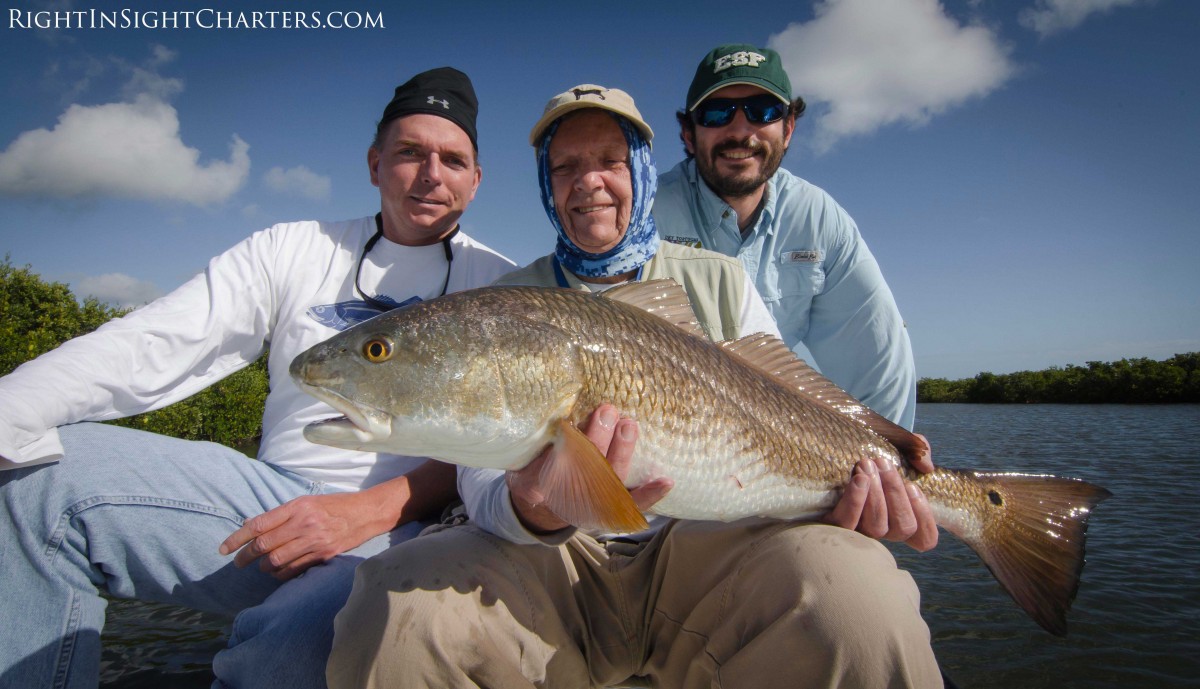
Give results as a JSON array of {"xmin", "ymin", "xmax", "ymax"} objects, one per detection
[{"xmin": 694, "ymin": 136, "xmax": 786, "ymax": 199}]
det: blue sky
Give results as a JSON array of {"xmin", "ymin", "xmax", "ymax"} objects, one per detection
[{"xmin": 1, "ymin": 0, "xmax": 1196, "ymax": 380}]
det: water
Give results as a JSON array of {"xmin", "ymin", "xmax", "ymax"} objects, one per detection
[
  {"xmin": 893, "ymin": 404, "xmax": 1200, "ymax": 688},
  {"xmin": 99, "ymin": 404, "xmax": 1200, "ymax": 688},
  {"xmin": 100, "ymin": 600, "xmax": 226, "ymax": 688}
]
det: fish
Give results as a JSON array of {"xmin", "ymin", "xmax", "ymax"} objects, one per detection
[{"xmin": 290, "ymin": 279, "xmax": 1111, "ymax": 636}]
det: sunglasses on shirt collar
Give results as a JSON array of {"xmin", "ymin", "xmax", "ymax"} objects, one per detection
[{"xmin": 690, "ymin": 94, "xmax": 789, "ymax": 128}]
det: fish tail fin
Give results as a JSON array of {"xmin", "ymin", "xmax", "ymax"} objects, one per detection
[
  {"xmin": 956, "ymin": 472, "xmax": 1111, "ymax": 636},
  {"xmin": 536, "ymin": 420, "xmax": 650, "ymax": 533}
]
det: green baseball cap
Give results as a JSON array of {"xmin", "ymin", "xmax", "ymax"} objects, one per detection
[{"xmin": 686, "ymin": 44, "xmax": 793, "ymax": 111}]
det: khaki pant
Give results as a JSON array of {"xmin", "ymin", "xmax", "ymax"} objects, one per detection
[{"xmin": 327, "ymin": 519, "xmax": 941, "ymax": 689}]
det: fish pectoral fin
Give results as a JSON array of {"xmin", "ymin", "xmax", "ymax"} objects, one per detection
[{"xmin": 536, "ymin": 420, "xmax": 650, "ymax": 533}]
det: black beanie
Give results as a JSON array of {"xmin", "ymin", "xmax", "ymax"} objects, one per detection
[{"xmin": 378, "ymin": 67, "xmax": 479, "ymax": 150}]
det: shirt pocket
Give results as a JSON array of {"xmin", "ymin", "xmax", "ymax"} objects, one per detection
[{"xmin": 775, "ymin": 250, "xmax": 826, "ymax": 298}]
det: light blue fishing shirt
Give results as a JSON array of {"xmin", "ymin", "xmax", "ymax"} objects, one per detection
[{"xmin": 653, "ymin": 159, "xmax": 916, "ymax": 429}]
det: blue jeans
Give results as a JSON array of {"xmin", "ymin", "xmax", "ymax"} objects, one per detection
[{"xmin": 0, "ymin": 423, "xmax": 425, "ymax": 689}]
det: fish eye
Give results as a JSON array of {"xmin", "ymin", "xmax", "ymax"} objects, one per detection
[{"xmin": 362, "ymin": 338, "xmax": 394, "ymax": 363}]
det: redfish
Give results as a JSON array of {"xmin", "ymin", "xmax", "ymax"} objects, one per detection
[{"xmin": 291, "ymin": 280, "xmax": 1110, "ymax": 635}]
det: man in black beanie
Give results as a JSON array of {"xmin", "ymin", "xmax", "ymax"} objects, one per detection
[
  {"xmin": 0, "ymin": 67, "xmax": 522, "ymax": 689},
  {"xmin": 377, "ymin": 66, "xmax": 479, "ymax": 150}
]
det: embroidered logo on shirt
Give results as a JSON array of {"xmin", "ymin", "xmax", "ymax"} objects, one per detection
[
  {"xmin": 781, "ymin": 250, "xmax": 821, "ymax": 264},
  {"xmin": 661, "ymin": 235, "xmax": 703, "ymax": 249}
]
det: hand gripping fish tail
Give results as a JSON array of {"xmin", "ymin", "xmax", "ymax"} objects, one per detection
[{"xmin": 290, "ymin": 278, "xmax": 1112, "ymax": 636}]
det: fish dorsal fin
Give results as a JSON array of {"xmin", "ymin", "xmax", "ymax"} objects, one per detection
[
  {"xmin": 537, "ymin": 420, "xmax": 650, "ymax": 533},
  {"xmin": 601, "ymin": 279, "xmax": 707, "ymax": 339},
  {"xmin": 720, "ymin": 333, "xmax": 929, "ymax": 463}
]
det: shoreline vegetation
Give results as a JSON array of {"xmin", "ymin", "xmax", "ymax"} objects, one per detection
[
  {"xmin": 3, "ymin": 259, "xmax": 1196, "ymax": 452},
  {"xmin": 918, "ymin": 353, "xmax": 1200, "ymax": 404},
  {"xmin": 2, "ymin": 258, "xmax": 268, "ymax": 450}
]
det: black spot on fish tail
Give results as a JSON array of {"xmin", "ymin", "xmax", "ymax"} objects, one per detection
[{"xmin": 964, "ymin": 472, "xmax": 1111, "ymax": 636}]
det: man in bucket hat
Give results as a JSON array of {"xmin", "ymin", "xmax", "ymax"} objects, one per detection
[
  {"xmin": 327, "ymin": 83, "xmax": 942, "ymax": 689},
  {"xmin": 0, "ymin": 67, "xmax": 515, "ymax": 689}
]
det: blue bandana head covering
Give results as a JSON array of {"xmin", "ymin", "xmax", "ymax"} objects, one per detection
[{"xmin": 537, "ymin": 113, "xmax": 659, "ymax": 278}]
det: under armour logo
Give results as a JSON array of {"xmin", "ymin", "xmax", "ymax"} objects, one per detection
[
  {"xmin": 571, "ymin": 88, "xmax": 605, "ymax": 101},
  {"xmin": 427, "ymin": 96, "xmax": 449, "ymax": 109}
]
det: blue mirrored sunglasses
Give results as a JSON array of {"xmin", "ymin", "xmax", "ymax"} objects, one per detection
[{"xmin": 691, "ymin": 94, "xmax": 789, "ymax": 128}]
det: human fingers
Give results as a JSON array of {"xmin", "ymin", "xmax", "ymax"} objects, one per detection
[
  {"xmin": 822, "ymin": 468, "xmax": 870, "ymax": 530},
  {"xmin": 251, "ymin": 529, "xmax": 320, "ymax": 575},
  {"xmin": 581, "ymin": 404, "xmax": 619, "ymax": 457},
  {"xmin": 629, "ymin": 477, "xmax": 673, "ymax": 512},
  {"xmin": 877, "ymin": 461, "xmax": 918, "ymax": 541},
  {"xmin": 233, "ymin": 521, "xmax": 302, "ymax": 570},
  {"xmin": 908, "ymin": 433, "xmax": 935, "ymax": 474},
  {"xmin": 221, "ymin": 502, "xmax": 296, "ymax": 563},
  {"xmin": 267, "ymin": 549, "xmax": 327, "ymax": 581},
  {"xmin": 606, "ymin": 418, "xmax": 639, "ymax": 481},
  {"xmin": 903, "ymin": 483, "xmax": 939, "ymax": 552},
  {"xmin": 855, "ymin": 459, "xmax": 888, "ymax": 538}
]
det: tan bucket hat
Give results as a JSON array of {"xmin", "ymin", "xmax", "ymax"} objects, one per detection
[{"xmin": 529, "ymin": 84, "xmax": 654, "ymax": 146}]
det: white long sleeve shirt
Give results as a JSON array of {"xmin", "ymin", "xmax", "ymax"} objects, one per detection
[{"xmin": 0, "ymin": 217, "xmax": 514, "ymax": 490}]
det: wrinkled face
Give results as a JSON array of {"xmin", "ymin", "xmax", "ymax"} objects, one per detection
[
  {"xmin": 684, "ymin": 84, "xmax": 794, "ymax": 199},
  {"xmin": 548, "ymin": 110, "xmax": 633, "ymax": 254},
  {"xmin": 369, "ymin": 114, "xmax": 481, "ymax": 245}
]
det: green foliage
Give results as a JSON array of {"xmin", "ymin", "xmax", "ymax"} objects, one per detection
[
  {"xmin": 918, "ymin": 353, "xmax": 1200, "ymax": 404},
  {"xmin": 0, "ymin": 257, "xmax": 268, "ymax": 448},
  {"xmin": 0, "ymin": 257, "xmax": 126, "ymax": 375},
  {"xmin": 107, "ymin": 356, "xmax": 269, "ymax": 451}
]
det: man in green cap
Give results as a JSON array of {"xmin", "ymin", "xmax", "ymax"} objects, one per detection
[{"xmin": 655, "ymin": 43, "xmax": 919, "ymax": 438}]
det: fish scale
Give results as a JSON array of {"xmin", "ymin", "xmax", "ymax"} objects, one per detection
[{"xmin": 291, "ymin": 280, "xmax": 1110, "ymax": 636}]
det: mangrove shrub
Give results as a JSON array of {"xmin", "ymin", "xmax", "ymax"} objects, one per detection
[{"xmin": 0, "ymin": 258, "xmax": 267, "ymax": 449}]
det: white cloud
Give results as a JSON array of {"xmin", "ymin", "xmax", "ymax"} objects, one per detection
[
  {"xmin": 768, "ymin": 0, "xmax": 1015, "ymax": 151},
  {"xmin": 0, "ymin": 45, "xmax": 249, "ymax": 205},
  {"xmin": 1019, "ymin": 0, "xmax": 1148, "ymax": 36},
  {"xmin": 264, "ymin": 165, "xmax": 331, "ymax": 201},
  {"xmin": 0, "ymin": 96, "xmax": 249, "ymax": 205},
  {"xmin": 73, "ymin": 272, "xmax": 162, "ymax": 308}
]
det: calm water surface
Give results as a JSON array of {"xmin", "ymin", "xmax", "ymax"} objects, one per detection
[{"xmin": 101, "ymin": 404, "xmax": 1200, "ymax": 688}]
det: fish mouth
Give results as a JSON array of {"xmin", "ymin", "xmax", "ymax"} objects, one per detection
[{"xmin": 298, "ymin": 382, "xmax": 393, "ymax": 449}]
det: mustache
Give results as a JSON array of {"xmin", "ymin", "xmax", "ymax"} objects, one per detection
[{"xmin": 711, "ymin": 138, "xmax": 764, "ymax": 157}]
